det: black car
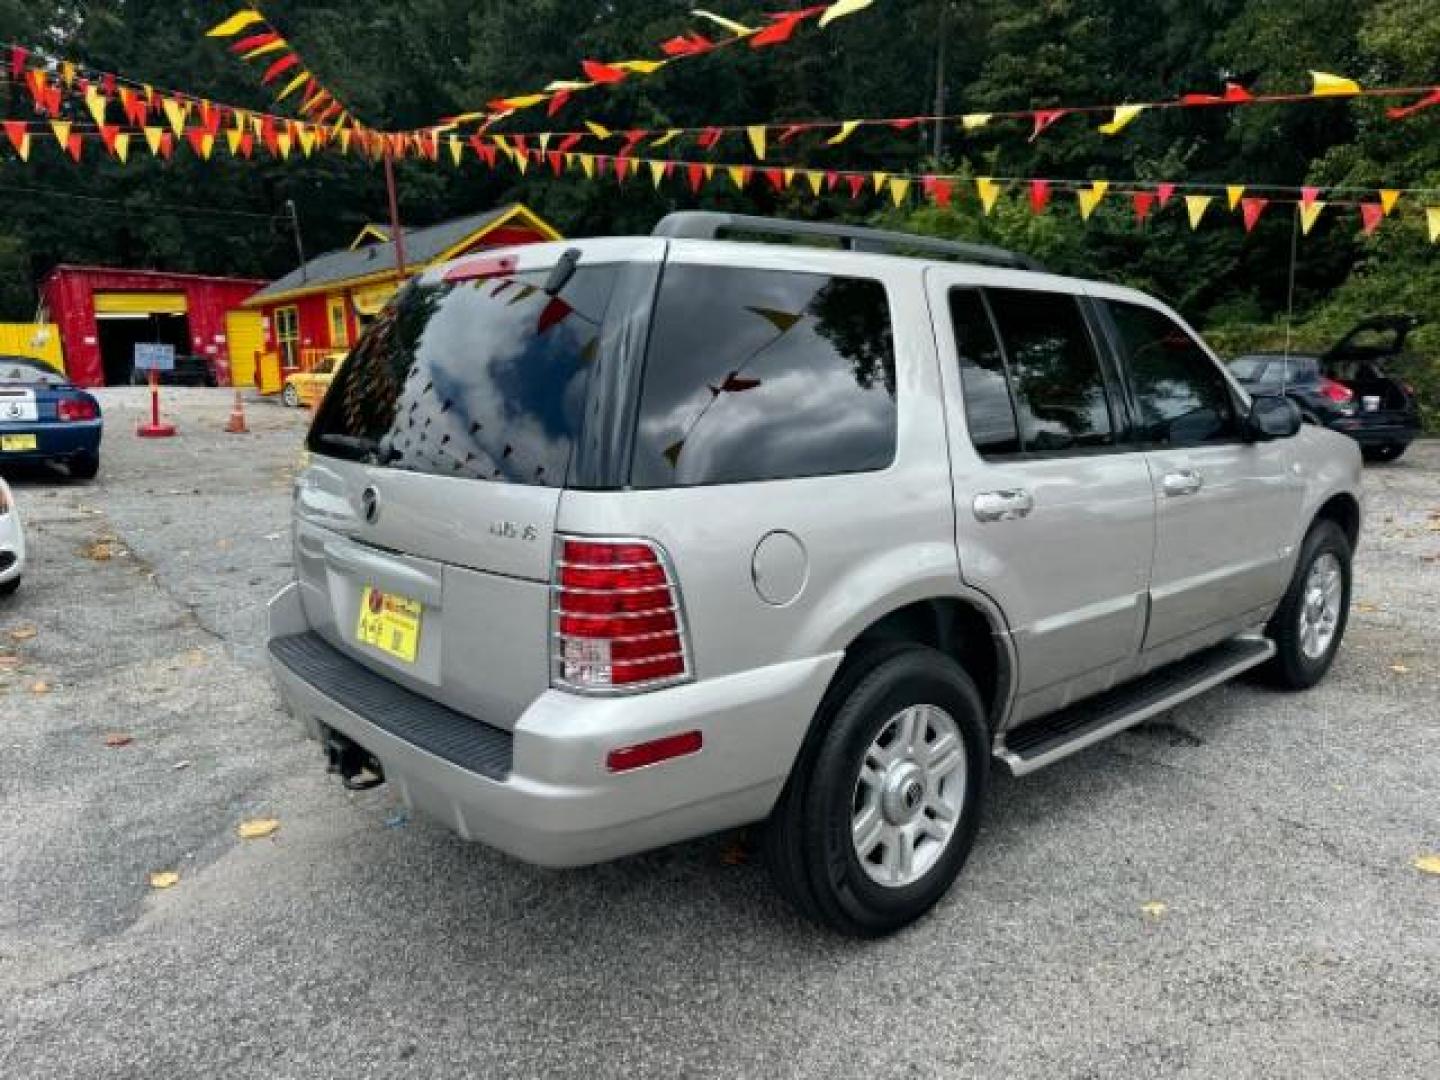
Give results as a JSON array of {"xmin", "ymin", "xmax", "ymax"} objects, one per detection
[{"xmin": 1230, "ymin": 316, "xmax": 1424, "ymax": 462}]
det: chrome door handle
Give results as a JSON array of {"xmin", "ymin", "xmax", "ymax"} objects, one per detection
[
  {"xmin": 1162, "ymin": 470, "xmax": 1204, "ymax": 497},
  {"xmin": 973, "ymin": 489, "xmax": 1035, "ymax": 523}
]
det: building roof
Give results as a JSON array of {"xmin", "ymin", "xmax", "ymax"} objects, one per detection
[{"xmin": 247, "ymin": 203, "xmax": 559, "ymax": 306}]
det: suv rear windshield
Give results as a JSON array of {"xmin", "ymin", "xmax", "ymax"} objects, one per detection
[
  {"xmin": 309, "ymin": 265, "xmax": 619, "ymax": 487},
  {"xmin": 631, "ymin": 265, "xmax": 897, "ymax": 488}
]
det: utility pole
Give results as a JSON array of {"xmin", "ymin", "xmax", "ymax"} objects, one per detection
[
  {"xmin": 285, "ymin": 199, "xmax": 308, "ymax": 282},
  {"xmin": 383, "ymin": 152, "xmax": 408, "ymax": 279},
  {"xmin": 932, "ymin": 1, "xmax": 949, "ymax": 160}
]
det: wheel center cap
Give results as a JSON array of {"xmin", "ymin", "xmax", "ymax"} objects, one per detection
[{"xmin": 881, "ymin": 762, "xmax": 927, "ymax": 825}]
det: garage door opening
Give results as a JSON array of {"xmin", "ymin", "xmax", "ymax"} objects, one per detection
[{"xmin": 96, "ymin": 313, "xmax": 191, "ymax": 385}]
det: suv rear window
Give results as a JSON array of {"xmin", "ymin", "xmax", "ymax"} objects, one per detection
[
  {"xmin": 630, "ymin": 265, "xmax": 897, "ymax": 488},
  {"xmin": 309, "ymin": 266, "xmax": 619, "ymax": 487}
]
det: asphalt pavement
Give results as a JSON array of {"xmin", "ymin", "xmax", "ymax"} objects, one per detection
[{"xmin": 2, "ymin": 388, "xmax": 1437, "ymax": 1079}]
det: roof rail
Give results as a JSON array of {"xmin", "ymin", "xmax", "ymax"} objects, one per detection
[{"xmin": 651, "ymin": 211, "xmax": 1045, "ymax": 272}]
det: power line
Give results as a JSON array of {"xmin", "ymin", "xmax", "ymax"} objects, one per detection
[{"xmin": 0, "ymin": 181, "xmax": 285, "ymax": 221}]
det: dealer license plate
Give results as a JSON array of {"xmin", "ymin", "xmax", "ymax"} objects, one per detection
[
  {"xmin": 356, "ymin": 587, "xmax": 423, "ymax": 663},
  {"xmin": 0, "ymin": 434, "xmax": 38, "ymax": 452}
]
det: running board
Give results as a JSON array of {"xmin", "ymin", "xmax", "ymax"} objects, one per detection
[{"xmin": 996, "ymin": 635, "xmax": 1275, "ymax": 777}]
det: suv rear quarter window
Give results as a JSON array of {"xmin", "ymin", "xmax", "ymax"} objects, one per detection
[{"xmin": 630, "ymin": 265, "xmax": 897, "ymax": 488}]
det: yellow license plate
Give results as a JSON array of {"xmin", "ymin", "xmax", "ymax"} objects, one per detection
[
  {"xmin": 1, "ymin": 434, "xmax": 37, "ymax": 452},
  {"xmin": 356, "ymin": 587, "xmax": 423, "ymax": 663}
]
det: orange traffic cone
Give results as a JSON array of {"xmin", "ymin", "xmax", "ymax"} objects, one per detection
[{"xmin": 225, "ymin": 389, "xmax": 249, "ymax": 434}]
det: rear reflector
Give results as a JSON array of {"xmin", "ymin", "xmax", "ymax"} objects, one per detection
[
  {"xmin": 606, "ymin": 731, "xmax": 703, "ymax": 773},
  {"xmin": 552, "ymin": 535, "xmax": 691, "ymax": 692}
]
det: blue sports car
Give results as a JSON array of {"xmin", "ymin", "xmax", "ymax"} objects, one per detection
[{"xmin": 0, "ymin": 355, "xmax": 104, "ymax": 480}]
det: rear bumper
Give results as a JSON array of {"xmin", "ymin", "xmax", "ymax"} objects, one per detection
[
  {"xmin": 1327, "ymin": 416, "xmax": 1420, "ymax": 446},
  {"xmin": 0, "ymin": 420, "xmax": 103, "ymax": 463},
  {"xmin": 267, "ymin": 582, "xmax": 840, "ymax": 867}
]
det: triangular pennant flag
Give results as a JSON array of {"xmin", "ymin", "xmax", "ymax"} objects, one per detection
[
  {"xmin": 687, "ymin": 163, "xmax": 705, "ymax": 193},
  {"xmin": 1185, "ymin": 194, "xmax": 1214, "ymax": 230},
  {"xmin": 581, "ymin": 59, "xmax": 628, "ymax": 85},
  {"xmin": 1156, "ymin": 183, "xmax": 1177, "ymax": 208},
  {"xmin": 1428, "ymin": 207, "xmax": 1440, "ymax": 244},
  {"xmin": 1301, "ymin": 186, "xmax": 1321, "ymax": 209},
  {"xmin": 1359, "ymin": 203, "xmax": 1384, "ymax": 236},
  {"xmin": 9, "ymin": 45, "xmax": 28, "ymax": 80},
  {"xmin": 585, "ymin": 120, "xmax": 613, "ymax": 141},
  {"xmin": 297, "ymin": 126, "xmax": 317, "ymax": 157},
  {"xmin": 827, "ymin": 120, "xmax": 861, "ymax": 146},
  {"xmin": 1299, "ymin": 201, "xmax": 1326, "ymax": 235},
  {"xmin": 186, "ymin": 128, "xmax": 216, "ymax": 160},
  {"xmin": 728, "ymin": 165, "xmax": 752, "ymax": 190},
  {"xmin": 889, "ymin": 177, "xmax": 912, "ymax": 207},
  {"xmin": 1241, "ymin": 197, "xmax": 1268, "ymax": 233},
  {"xmin": 207, "ymin": 10, "xmax": 267, "ymax": 37},
  {"xmin": 1030, "ymin": 109, "xmax": 1066, "ymax": 141},
  {"xmin": 1028, "ymin": 179, "xmax": 1052, "ymax": 215},
  {"xmin": 99, "ymin": 124, "xmax": 120, "ymax": 157},
  {"xmin": 1387, "ymin": 88, "xmax": 1440, "ymax": 121},
  {"xmin": 650, "ymin": 129, "xmax": 681, "ymax": 148},
  {"xmin": 275, "ymin": 131, "xmax": 293, "ymax": 159},
  {"xmin": 1133, "ymin": 191, "xmax": 1156, "ymax": 223},
  {"xmin": 961, "ymin": 113, "xmax": 991, "ymax": 131},
  {"xmin": 846, "ymin": 174, "xmax": 866, "ymax": 199},
  {"xmin": 747, "ymin": 125, "xmax": 767, "ymax": 160},
  {"xmin": 1379, "ymin": 189, "xmax": 1401, "ymax": 216},
  {"xmin": 1098, "ymin": 104, "xmax": 1145, "ymax": 136},
  {"xmin": 697, "ymin": 127, "xmax": 724, "ymax": 150},
  {"xmin": 783, "ymin": 167, "xmax": 797, "ymax": 188},
  {"xmin": 448, "ymin": 134, "xmax": 463, "ymax": 166},
  {"xmin": 578, "ymin": 154, "xmax": 595, "ymax": 179},
  {"xmin": 649, "ymin": 159, "xmax": 667, "ymax": 188},
  {"xmin": 763, "ymin": 167, "xmax": 786, "ymax": 192},
  {"xmin": 751, "ymin": 10, "xmax": 808, "ymax": 47},
  {"xmin": 113, "ymin": 132, "xmax": 130, "ymax": 163},
  {"xmin": 1078, "ymin": 182, "xmax": 1109, "ymax": 220},
  {"xmin": 1227, "ymin": 185, "xmax": 1245, "ymax": 210},
  {"xmin": 144, "ymin": 127, "xmax": 164, "ymax": 156},
  {"xmin": 85, "ymin": 87, "xmax": 108, "ymax": 128},
  {"xmin": 976, "ymin": 177, "xmax": 1001, "ymax": 215},
  {"xmin": 3, "ymin": 121, "xmax": 30, "ymax": 161},
  {"xmin": 158, "ymin": 132, "xmax": 174, "ymax": 160},
  {"xmin": 226, "ymin": 128, "xmax": 244, "ymax": 156},
  {"xmin": 1311, "ymin": 71, "xmax": 1361, "ymax": 97},
  {"xmin": 65, "ymin": 133, "xmax": 83, "ymax": 162},
  {"xmin": 871, "ymin": 172, "xmax": 889, "ymax": 194},
  {"xmin": 276, "ymin": 71, "xmax": 311, "ymax": 102},
  {"xmin": 819, "ymin": 0, "xmax": 875, "ymax": 28},
  {"xmin": 162, "ymin": 97, "xmax": 188, "ymax": 136},
  {"xmin": 50, "ymin": 120, "xmax": 72, "ymax": 150},
  {"xmin": 806, "ymin": 170, "xmax": 824, "ymax": 196}
]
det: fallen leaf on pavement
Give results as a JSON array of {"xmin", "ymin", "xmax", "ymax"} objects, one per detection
[
  {"xmin": 1141, "ymin": 901, "xmax": 1168, "ymax": 919},
  {"xmin": 237, "ymin": 818, "xmax": 281, "ymax": 840},
  {"xmin": 1415, "ymin": 855, "xmax": 1440, "ymax": 876},
  {"xmin": 103, "ymin": 733, "xmax": 134, "ymax": 748},
  {"xmin": 30, "ymin": 681, "xmax": 51, "ymax": 695},
  {"xmin": 0, "ymin": 654, "xmax": 20, "ymax": 671},
  {"xmin": 81, "ymin": 540, "xmax": 115, "ymax": 561},
  {"xmin": 148, "ymin": 871, "xmax": 180, "ymax": 890},
  {"xmin": 1354, "ymin": 602, "xmax": 1379, "ymax": 614},
  {"xmin": 7, "ymin": 625, "xmax": 37, "ymax": 642},
  {"xmin": 1390, "ymin": 664, "xmax": 1411, "ymax": 675}
]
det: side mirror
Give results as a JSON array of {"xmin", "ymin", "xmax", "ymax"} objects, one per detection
[{"xmin": 1245, "ymin": 393, "xmax": 1303, "ymax": 442}]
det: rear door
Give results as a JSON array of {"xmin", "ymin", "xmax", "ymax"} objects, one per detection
[
  {"xmin": 929, "ymin": 273, "xmax": 1156, "ymax": 721},
  {"xmin": 294, "ymin": 240, "xmax": 663, "ymax": 730},
  {"xmin": 1096, "ymin": 297, "xmax": 1302, "ymax": 653}
]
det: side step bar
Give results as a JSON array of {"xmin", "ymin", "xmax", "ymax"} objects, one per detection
[{"xmin": 996, "ymin": 635, "xmax": 1275, "ymax": 776}]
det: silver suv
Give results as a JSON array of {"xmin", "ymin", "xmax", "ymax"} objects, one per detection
[{"xmin": 269, "ymin": 213, "xmax": 1363, "ymax": 936}]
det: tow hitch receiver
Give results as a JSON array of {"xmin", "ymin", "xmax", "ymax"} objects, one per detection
[{"xmin": 323, "ymin": 727, "xmax": 386, "ymax": 791}]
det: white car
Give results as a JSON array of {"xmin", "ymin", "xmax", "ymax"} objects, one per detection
[{"xmin": 0, "ymin": 477, "xmax": 24, "ymax": 596}]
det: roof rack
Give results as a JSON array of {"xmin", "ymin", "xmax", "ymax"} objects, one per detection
[{"xmin": 651, "ymin": 211, "xmax": 1045, "ymax": 272}]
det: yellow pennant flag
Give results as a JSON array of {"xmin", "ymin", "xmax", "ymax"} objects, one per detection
[
  {"xmin": 226, "ymin": 128, "xmax": 243, "ymax": 156},
  {"xmin": 1185, "ymin": 194, "xmax": 1213, "ymax": 229},
  {"xmin": 537, "ymin": 132, "xmax": 552, "ymax": 153},
  {"xmin": 827, "ymin": 120, "xmax": 861, "ymax": 146},
  {"xmin": 493, "ymin": 93, "xmax": 547, "ymax": 112},
  {"xmin": 1379, "ymin": 189, "xmax": 1401, "ymax": 216},
  {"xmin": 448, "ymin": 134, "xmax": 463, "ymax": 166},
  {"xmin": 8, "ymin": 129, "xmax": 30, "ymax": 161},
  {"xmin": 61, "ymin": 61, "xmax": 75, "ymax": 87},
  {"xmin": 50, "ymin": 120, "xmax": 72, "ymax": 149},
  {"xmin": 207, "ymin": 9, "xmax": 266, "ymax": 37},
  {"xmin": 747, "ymin": 125, "xmax": 767, "ymax": 160},
  {"xmin": 242, "ymin": 40, "xmax": 288, "ymax": 60},
  {"xmin": 1078, "ymin": 181, "xmax": 1109, "ymax": 220},
  {"xmin": 728, "ymin": 165, "xmax": 749, "ymax": 190},
  {"xmin": 143, "ymin": 127, "xmax": 164, "ymax": 156},
  {"xmin": 783, "ymin": 167, "xmax": 796, "ymax": 187},
  {"xmin": 1311, "ymin": 71, "xmax": 1361, "ymax": 97},
  {"xmin": 820, "ymin": 0, "xmax": 875, "ymax": 28},
  {"xmin": 277, "ymin": 71, "xmax": 311, "ymax": 103},
  {"xmin": 338, "ymin": 128, "xmax": 353, "ymax": 155},
  {"xmin": 578, "ymin": 154, "xmax": 595, "ymax": 179},
  {"xmin": 871, "ymin": 171, "xmax": 889, "ymax": 193},
  {"xmin": 650, "ymin": 129, "xmax": 681, "ymax": 148},
  {"xmin": 1299, "ymin": 201, "xmax": 1326, "ymax": 235},
  {"xmin": 195, "ymin": 132, "xmax": 216, "ymax": 160},
  {"xmin": 113, "ymin": 132, "xmax": 130, "ymax": 163},
  {"xmin": 232, "ymin": 109, "xmax": 248, "ymax": 134},
  {"xmin": 1428, "ymin": 207, "xmax": 1440, "ymax": 244},
  {"xmin": 514, "ymin": 149, "xmax": 529, "ymax": 174},
  {"xmin": 976, "ymin": 177, "xmax": 1002, "ymax": 215},
  {"xmin": 297, "ymin": 127, "xmax": 317, "ymax": 157},
  {"xmin": 1227, "ymin": 185, "xmax": 1245, "ymax": 210},
  {"xmin": 1098, "ymin": 104, "xmax": 1145, "ymax": 135},
  {"xmin": 961, "ymin": 113, "xmax": 992, "ymax": 131},
  {"xmin": 704, "ymin": 163, "xmax": 716, "ymax": 181},
  {"xmin": 649, "ymin": 159, "xmax": 666, "ymax": 188},
  {"xmin": 615, "ymin": 59, "xmax": 666, "ymax": 75},
  {"xmin": 85, "ymin": 87, "xmax": 108, "ymax": 128},
  {"xmin": 692, "ymin": 10, "xmax": 755, "ymax": 36},
  {"xmin": 585, "ymin": 121, "xmax": 613, "ymax": 141},
  {"xmin": 162, "ymin": 98, "xmax": 188, "ymax": 136},
  {"xmin": 275, "ymin": 132, "xmax": 293, "ymax": 159},
  {"xmin": 889, "ymin": 177, "xmax": 912, "ymax": 207},
  {"xmin": 806, "ymin": 170, "xmax": 824, "ymax": 196}
]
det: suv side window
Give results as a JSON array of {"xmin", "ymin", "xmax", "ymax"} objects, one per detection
[
  {"xmin": 630, "ymin": 265, "xmax": 897, "ymax": 488},
  {"xmin": 949, "ymin": 289, "xmax": 1021, "ymax": 457},
  {"xmin": 1107, "ymin": 301, "xmax": 1239, "ymax": 446},
  {"xmin": 984, "ymin": 288, "xmax": 1116, "ymax": 453}
]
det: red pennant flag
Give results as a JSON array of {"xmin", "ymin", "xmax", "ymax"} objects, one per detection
[
  {"xmin": 582, "ymin": 59, "xmax": 628, "ymax": 84},
  {"xmin": 239, "ymin": 132, "xmax": 255, "ymax": 158},
  {"xmin": 66, "ymin": 133, "xmax": 84, "ymax": 162},
  {"xmin": 1387, "ymin": 89, "xmax": 1440, "ymax": 120},
  {"xmin": 185, "ymin": 128, "xmax": 209, "ymax": 157},
  {"xmin": 232, "ymin": 31, "xmax": 281, "ymax": 54},
  {"xmin": 260, "ymin": 116, "xmax": 279, "ymax": 156},
  {"xmin": 1028, "ymin": 179, "xmax": 1052, "ymax": 215},
  {"xmin": 2, "ymin": 121, "xmax": 28, "ymax": 155},
  {"xmin": 846, "ymin": 174, "xmax": 865, "ymax": 199},
  {"xmin": 613, "ymin": 156, "xmax": 630, "ymax": 183},
  {"xmin": 764, "ymin": 168, "xmax": 786, "ymax": 192},
  {"xmin": 1133, "ymin": 191, "xmax": 1157, "ymax": 223},
  {"xmin": 697, "ymin": 127, "xmax": 724, "ymax": 150},
  {"xmin": 825, "ymin": 170, "xmax": 840, "ymax": 191},
  {"xmin": 103, "ymin": 72, "xmax": 116, "ymax": 98},
  {"xmin": 201, "ymin": 101, "xmax": 222, "ymax": 134},
  {"xmin": 621, "ymin": 129, "xmax": 648, "ymax": 154},
  {"xmin": 158, "ymin": 132, "xmax": 174, "ymax": 160},
  {"xmin": 547, "ymin": 151, "xmax": 564, "ymax": 175},
  {"xmin": 99, "ymin": 125, "xmax": 121, "ymax": 156},
  {"xmin": 1301, "ymin": 186, "xmax": 1321, "ymax": 209},
  {"xmin": 1359, "ymin": 203, "xmax": 1384, "ymax": 236},
  {"xmin": 687, "ymin": 163, "xmax": 706, "ymax": 193},
  {"xmin": 10, "ymin": 46, "xmax": 28, "ymax": 80},
  {"xmin": 889, "ymin": 118, "xmax": 920, "ymax": 131},
  {"xmin": 547, "ymin": 90, "xmax": 572, "ymax": 117},
  {"xmin": 927, "ymin": 177, "xmax": 955, "ymax": 208},
  {"xmin": 661, "ymin": 33, "xmax": 715, "ymax": 57},
  {"xmin": 595, "ymin": 156, "xmax": 610, "ymax": 178},
  {"xmin": 1241, "ymin": 197, "xmax": 1269, "ymax": 232},
  {"xmin": 1181, "ymin": 82, "xmax": 1255, "ymax": 106},
  {"xmin": 779, "ymin": 124, "xmax": 809, "ymax": 144},
  {"xmin": 752, "ymin": 11, "xmax": 808, "ymax": 47},
  {"xmin": 557, "ymin": 133, "xmax": 584, "ymax": 153},
  {"xmin": 1030, "ymin": 109, "xmax": 1066, "ymax": 141},
  {"xmin": 1224, "ymin": 81, "xmax": 1254, "ymax": 103},
  {"xmin": 1156, "ymin": 183, "xmax": 1176, "ymax": 207},
  {"xmin": 512, "ymin": 134, "xmax": 529, "ymax": 158},
  {"xmin": 476, "ymin": 141, "xmax": 498, "ymax": 167},
  {"xmin": 261, "ymin": 53, "xmax": 300, "ymax": 86}
]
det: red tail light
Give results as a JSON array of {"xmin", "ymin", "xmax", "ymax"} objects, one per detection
[
  {"xmin": 552, "ymin": 536, "xmax": 691, "ymax": 692},
  {"xmin": 1318, "ymin": 377, "xmax": 1354, "ymax": 404},
  {"xmin": 58, "ymin": 397, "xmax": 99, "ymax": 421}
]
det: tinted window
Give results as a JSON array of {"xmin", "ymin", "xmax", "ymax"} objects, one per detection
[
  {"xmin": 949, "ymin": 289, "xmax": 1019, "ymax": 456},
  {"xmin": 1109, "ymin": 302, "xmax": 1239, "ymax": 446},
  {"xmin": 985, "ymin": 289, "xmax": 1114, "ymax": 453},
  {"xmin": 631, "ymin": 266, "xmax": 897, "ymax": 487},
  {"xmin": 309, "ymin": 266, "xmax": 618, "ymax": 487}
]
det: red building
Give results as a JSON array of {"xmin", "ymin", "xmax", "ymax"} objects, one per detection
[
  {"xmin": 40, "ymin": 266, "xmax": 266, "ymax": 388},
  {"xmin": 241, "ymin": 204, "xmax": 560, "ymax": 384}
]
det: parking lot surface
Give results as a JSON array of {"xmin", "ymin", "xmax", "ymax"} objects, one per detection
[{"xmin": 2, "ymin": 388, "xmax": 1437, "ymax": 1079}]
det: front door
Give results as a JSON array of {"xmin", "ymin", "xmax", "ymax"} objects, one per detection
[
  {"xmin": 930, "ymin": 274, "xmax": 1156, "ymax": 721},
  {"xmin": 1096, "ymin": 297, "xmax": 1303, "ymax": 653}
]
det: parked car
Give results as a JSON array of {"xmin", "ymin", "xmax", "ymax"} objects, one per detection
[
  {"xmin": 1230, "ymin": 316, "xmax": 1423, "ymax": 462},
  {"xmin": 268, "ymin": 214, "xmax": 1363, "ymax": 936},
  {"xmin": 281, "ymin": 352, "xmax": 346, "ymax": 409},
  {"xmin": 128, "ymin": 354, "xmax": 218, "ymax": 387},
  {"xmin": 0, "ymin": 475, "xmax": 24, "ymax": 596},
  {"xmin": 0, "ymin": 356, "xmax": 103, "ymax": 480}
]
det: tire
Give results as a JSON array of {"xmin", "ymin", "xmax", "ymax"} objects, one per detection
[
  {"xmin": 1261, "ymin": 520, "xmax": 1351, "ymax": 690},
  {"xmin": 0, "ymin": 577, "xmax": 18, "ymax": 597},
  {"xmin": 762, "ymin": 645, "xmax": 990, "ymax": 937},
  {"xmin": 282, "ymin": 384, "xmax": 300, "ymax": 408},
  {"xmin": 68, "ymin": 453, "xmax": 100, "ymax": 481},
  {"xmin": 1362, "ymin": 443, "xmax": 1406, "ymax": 463}
]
